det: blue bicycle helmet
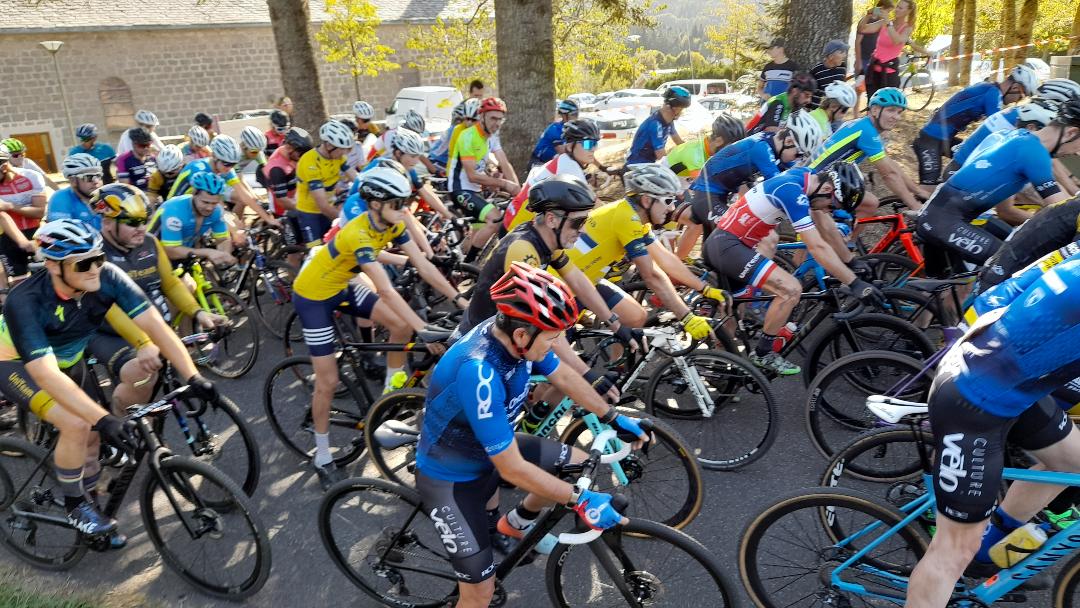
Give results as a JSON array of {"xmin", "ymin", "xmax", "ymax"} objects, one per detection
[
  {"xmin": 35, "ymin": 219, "xmax": 103, "ymax": 261},
  {"xmin": 557, "ymin": 99, "xmax": 579, "ymax": 116},
  {"xmin": 76, "ymin": 123, "xmax": 98, "ymax": 140},
  {"xmin": 869, "ymin": 87, "xmax": 908, "ymax": 110},
  {"xmin": 189, "ymin": 171, "xmax": 226, "ymax": 196},
  {"xmin": 663, "ymin": 86, "xmax": 692, "ymax": 108}
]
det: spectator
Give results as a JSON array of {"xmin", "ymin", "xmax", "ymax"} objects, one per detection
[
  {"xmin": 468, "ymin": 79, "xmax": 486, "ymax": 99},
  {"xmin": 275, "ymin": 96, "xmax": 294, "ymax": 116},
  {"xmin": 69, "ymin": 123, "xmax": 117, "ymax": 184},
  {"xmin": 855, "ymin": 0, "xmax": 895, "ymax": 111},
  {"xmin": 758, "ymin": 38, "xmax": 801, "ymax": 101},
  {"xmin": 809, "ymin": 40, "xmax": 850, "ymax": 109},
  {"xmin": 864, "ymin": 0, "xmax": 924, "ymax": 99}
]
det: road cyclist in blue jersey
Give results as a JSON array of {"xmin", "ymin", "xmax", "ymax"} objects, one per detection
[
  {"xmin": 530, "ymin": 99, "xmax": 579, "ymax": 168},
  {"xmin": 48, "ymin": 154, "xmax": 106, "ymax": 229},
  {"xmin": 625, "ymin": 86, "xmax": 690, "ymax": 164},
  {"xmin": 150, "ymin": 171, "xmax": 236, "ymax": 267},
  {"xmin": 69, "ymin": 123, "xmax": 116, "ymax": 185},
  {"xmin": 416, "ymin": 261, "xmax": 649, "ymax": 607}
]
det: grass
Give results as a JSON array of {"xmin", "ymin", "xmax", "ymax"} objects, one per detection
[{"xmin": 0, "ymin": 564, "xmax": 156, "ymax": 608}]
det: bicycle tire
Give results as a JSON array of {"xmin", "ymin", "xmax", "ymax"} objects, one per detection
[
  {"xmin": 546, "ymin": 517, "xmax": 734, "ymax": 607},
  {"xmin": 1053, "ymin": 548, "xmax": 1080, "ymax": 607},
  {"xmin": 0, "ymin": 436, "xmax": 86, "ymax": 570},
  {"xmin": 140, "ymin": 455, "xmax": 271, "ymax": 599},
  {"xmin": 250, "ymin": 260, "xmax": 296, "ymax": 339},
  {"xmin": 901, "ymin": 71, "xmax": 935, "ymax": 112},
  {"xmin": 799, "ymin": 312, "xmax": 936, "ymax": 387},
  {"xmin": 192, "ymin": 287, "xmax": 260, "ymax": 378},
  {"xmin": 880, "ymin": 286, "xmax": 950, "ymax": 348},
  {"xmin": 643, "ymin": 349, "xmax": 779, "ymax": 471},
  {"xmin": 855, "ymin": 252, "xmax": 920, "ymax": 286},
  {"xmin": 560, "ymin": 416, "xmax": 704, "ymax": 530},
  {"xmin": 805, "ymin": 350, "xmax": 930, "ymax": 458},
  {"xmin": 365, "ymin": 388, "xmax": 425, "ymax": 487},
  {"xmin": 161, "ymin": 393, "xmax": 262, "ymax": 496},
  {"xmin": 262, "ymin": 356, "xmax": 368, "ymax": 466},
  {"xmin": 739, "ymin": 486, "xmax": 929, "ymax": 608},
  {"xmin": 319, "ymin": 476, "xmax": 456, "ymax": 608}
]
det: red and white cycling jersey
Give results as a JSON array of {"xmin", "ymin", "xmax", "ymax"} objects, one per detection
[
  {"xmin": 503, "ymin": 154, "xmax": 587, "ymax": 230},
  {"xmin": 715, "ymin": 167, "xmax": 816, "ymax": 247}
]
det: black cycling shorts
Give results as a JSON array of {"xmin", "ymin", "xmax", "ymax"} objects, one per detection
[
  {"xmin": 415, "ymin": 434, "xmax": 571, "ymax": 583},
  {"xmin": 703, "ymin": 231, "xmax": 778, "ymax": 291},
  {"xmin": 0, "ymin": 359, "xmax": 89, "ymax": 419},
  {"xmin": 87, "ymin": 332, "xmax": 136, "ymax": 379},
  {"xmin": 0, "ymin": 228, "xmax": 37, "ymax": 278},
  {"xmin": 912, "ymin": 132, "xmax": 953, "ymax": 186},
  {"xmin": 915, "ymin": 191, "xmax": 1004, "ymax": 278},
  {"xmin": 929, "ymin": 374, "xmax": 1072, "ymax": 523},
  {"xmin": 686, "ymin": 188, "xmax": 730, "ymax": 236},
  {"xmin": 451, "ymin": 191, "xmax": 500, "ymax": 223}
]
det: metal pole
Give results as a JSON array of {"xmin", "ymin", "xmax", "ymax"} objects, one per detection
[{"xmin": 49, "ymin": 52, "xmax": 76, "ymax": 149}]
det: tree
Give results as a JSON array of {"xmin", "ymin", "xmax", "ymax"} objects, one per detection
[
  {"xmin": 1073, "ymin": 2, "xmax": 1080, "ymax": 54},
  {"xmin": 551, "ymin": 0, "xmax": 660, "ymax": 96},
  {"xmin": 705, "ymin": 0, "xmax": 773, "ymax": 80},
  {"xmin": 267, "ymin": 0, "xmax": 327, "ymax": 132},
  {"xmin": 494, "ymin": 0, "xmax": 555, "ymax": 173},
  {"xmin": 959, "ymin": 0, "xmax": 977, "ymax": 85},
  {"xmin": 316, "ymin": 0, "xmax": 399, "ymax": 100},
  {"xmin": 999, "ymin": 0, "xmax": 1016, "ymax": 68},
  {"xmin": 405, "ymin": 4, "xmax": 497, "ymax": 92},
  {"xmin": 772, "ymin": 0, "xmax": 852, "ymax": 68},
  {"xmin": 1014, "ymin": 0, "xmax": 1038, "ymax": 69}
]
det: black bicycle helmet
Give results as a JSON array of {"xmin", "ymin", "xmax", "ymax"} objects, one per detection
[
  {"xmin": 711, "ymin": 112, "xmax": 746, "ymax": 143},
  {"xmin": 788, "ymin": 72, "xmax": 818, "ymax": 93},
  {"xmin": 194, "ymin": 112, "xmax": 213, "ymax": 128},
  {"xmin": 562, "ymin": 119, "xmax": 600, "ymax": 143},
  {"xmin": 825, "ymin": 162, "xmax": 866, "ymax": 212},
  {"xmin": 663, "ymin": 86, "xmax": 692, "ymax": 108},
  {"xmin": 526, "ymin": 174, "xmax": 596, "ymax": 214},
  {"xmin": 1055, "ymin": 98, "xmax": 1080, "ymax": 128},
  {"xmin": 284, "ymin": 127, "xmax": 313, "ymax": 153},
  {"xmin": 270, "ymin": 110, "xmax": 290, "ymax": 129}
]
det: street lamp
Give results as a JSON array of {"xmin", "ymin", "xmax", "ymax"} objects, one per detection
[{"xmin": 39, "ymin": 40, "xmax": 76, "ymax": 148}]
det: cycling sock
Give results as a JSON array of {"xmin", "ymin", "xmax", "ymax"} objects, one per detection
[
  {"xmin": 507, "ymin": 506, "xmax": 540, "ymax": 531},
  {"xmin": 755, "ymin": 334, "xmax": 776, "ymax": 357},
  {"xmin": 975, "ymin": 506, "xmax": 1024, "ymax": 563},
  {"xmin": 57, "ymin": 466, "xmax": 84, "ymax": 511},
  {"xmin": 313, "ymin": 433, "xmax": 332, "ymax": 468},
  {"xmin": 83, "ymin": 470, "xmax": 101, "ymax": 496},
  {"xmin": 464, "ymin": 245, "xmax": 480, "ymax": 264}
]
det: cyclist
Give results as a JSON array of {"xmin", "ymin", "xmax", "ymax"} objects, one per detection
[
  {"xmin": 665, "ymin": 113, "xmax": 747, "ymax": 181},
  {"xmin": 181, "ymin": 126, "xmax": 212, "ymax": 164},
  {"xmin": 238, "ymin": 126, "xmax": 268, "ymax": 172},
  {"xmin": 417, "ymin": 262, "xmax": 646, "ymax": 607},
  {"xmin": 704, "ymin": 163, "xmax": 881, "ymax": 375},
  {"xmin": 193, "ymin": 112, "xmax": 217, "ymax": 138},
  {"xmin": 292, "ymin": 121, "xmax": 355, "ymax": 246},
  {"xmin": 946, "ymin": 97, "xmax": 1059, "ymax": 176},
  {"xmin": 915, "ymin": 99, "xmax": 1080, "ymax": 277},
  {"xmin": 905, "ymin": 245, "xmax": 1080, "ymax": 606},
  {"xmin": 145, "ymin": 145, "xmax": 184, "ymax": 206},
  {"xmin": 530, "ymin": 99, "xmax": 579, "ymax": 167},
  {"xmin": 291, "ymin": 167, "xmax": 466, "ymax": 488},
  {"xmin": 0, "ymin": 147, "xmax": 47, "ymax": 281},
  {"xmin": 117, "ymin": 110, "xmax": 165, "ymax": 156},
  {"xmin": 626, "ymin": 86, "xmax": 690, "ymax": 164},
  {"xmin": 809, "ymin": 81, "xmax": 857, "ymax": 134},
  {"xmin": 115, "ymin": 128, "xmax": 155, "ymax": 191},
  {"xmin": 746, "ymin": 72, "xmax": 818, "ymax": 135},
  {"xmin": 151, "ymin": 171, "xmax": 235, "ymax": 266},
  {"xmin": 0, "ymin": 218, "xmax": 216, "ymax": 538},
  {"xmin": 88, "ymin": 184, "xmax": 225, "ymax": 410},
  {"xmin": 430, "ymin": 99, "xmax": 477, "ymax": 174},
  {"xmin": 353, "ymin": 100, "xmax": 379, "ymax": 140},
  {"xmin": 48, "ymin": 154, "xmax": 106, "ymax": 229},
  {"xmin": 2, "ymin": 139, "xmax": 60, "ymax": 190},
  {"xmin": 69, "ymin": 124, "xmax": 116, "ymax": 184},
  {"xmin": 913, "ymin": 64, "xmax": 1039, "ymax": 185},
  {"xmin": 370, "ymin": 110, "xmax": 427, "ymax": 163},
  {"xmin": 261, "ymin": 127, "xmax": 313, "ymax": 255},
  {"xmin": 265, "ymin": 110, "xmax": 291, "ymax": 154},
  {"xmin": 809, "ymin": 87, "xmax": 926, "ymax": 211}
]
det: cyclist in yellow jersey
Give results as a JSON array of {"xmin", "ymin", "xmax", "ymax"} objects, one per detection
[
  {"xmin": 295, "ymin": 121, "xmax": 358, "ymax": 247},
  {"xmin": 562, "ymin": 164, "xmax": 728, "ymax": 338},
  {"xmin": 292, "ymin": 166, "xmax": 468, "ymax": 489},
  {"xmin": 664, "ymin": 113, "xmax": 746, "ymax": 181}
]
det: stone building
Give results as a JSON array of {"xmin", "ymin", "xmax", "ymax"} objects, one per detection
[{"xmin": 0, "ymin": 0, "xmax": 470, "ymax": 171}]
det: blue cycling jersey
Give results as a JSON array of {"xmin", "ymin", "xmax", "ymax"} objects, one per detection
[
  {"xmin": 416, "ymin": 318, "xmax": 560, "ymax": 482},
  {"xmin": 152, "ymin": 195, "xmax": 229, "ymax": 248},
  {"xmin": 689, "ymin": 134, "xmax": 783, "ymax": 195},
  {"xmin": 428, "ymin": 126, "xmax": 454, "ymax": 166},
  {"xmin": 946, "ymin": 250, "xmax": 1080, "ymax": 417},
  {"xmin": 167, "ymin": 158, "xmax": 238, "ymax": 199},
  {"xmin": 627, "ymin": 111, "xmax": 675, "ymax": 165},
  {"xmin": 45, "ymin": 188, "xmax": 101, "ymax": 230},
  {"xmin": 341, "ymin": 158, "xmax": 423, "ymax": 224},
  {"xmin": 68, "ymin": 143, "xmax": 116, "ymax": 162},
  {"xmin": 940, "ymin": 129, "xmax": 1060, "ymax": 218},
  {"xmin": 531, "ymin": 121, "xmax": 564, "ymax": 163},
  {"xmin": 808, "ymin": 116, "xmax": 887, "ymax": 172},
  {"xmin": 951, "ymin": 107, "xmax": 1020, "ymax": 168},
  {"xmin": 921, "ymin": 82, "xmax": 1002, "ymax": 142}
]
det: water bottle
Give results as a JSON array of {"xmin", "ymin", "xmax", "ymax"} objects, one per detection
[
  {"xmin": 989, "ymin": 523, "xmax": 1047, "ymax": 568},
  {"xmin": 535, "ymin": 533, "xmax": 559, "ymax": 555},
  {"xmin": 520, "ymin": 401, "xmax": 554, "ymax": 434},
  {"xmin": 772, "ymin": 322, "xmax": 798, "ymax": 353}
]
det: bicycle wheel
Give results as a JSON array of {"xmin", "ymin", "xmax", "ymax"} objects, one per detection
[
  {"xmin": 159, "ymin": 393, "xmax": 261, "ymax": 496},
  {"xmin": 805, "ymin": 350, "xmax": 930, "ymax": 458},
  {"xmin": 251, "ymin": 260, "xmax": 296, "ymax": 340},
  {"xmin": 547, "ymin": 518, "xmax": 734, "ymax": 607},
  {"xmin": 140, "ymin": 456, "xmax": 270, "ymax": 599},
  {"xmin": 880, "ymin": 287, "xmax": 950, "ymax": 349},
  {"xmin": 365, "ymin": 389, "xmax": 425, "ymax": 487},
  {"xmin": 800, "ymin": 313, "xmax": 936, "ymax": 386},
  {"xmin": 319, "ymin": 477, "xmax": 456, "ymax": 607},
  {"xmin": 643, "ymin": 350, "xmax": 779, "ymax": 471},
  {"xmin": 854, "ymin": 252, "xmax": 919, "ymax": 287},
  {"xmin": 901, "ymin": 71, "xmax": 935, "ymax": 112},
  {"xmin": 1053, "ymin": 549, "xmax": 1080, "ymax": 607},
  {"xmin": 739, "ymin": 487, "xmax": 929, "ymax": 608},
  {"xmin": 560, "ymin": 416, "xmax": 704, "ymax": 530},
  {"xmin": 282, "ymin": 311, "xmax": 304, "ymax": 355},
  {"xmin": 0, "ymin": 437, "xmax": 86, "ymax": 569},
  {"xmin": 262, "ymin": 356, "xmax": 368, "ymax": 466},
  {"xmin": 191, "ymin": 288, "xmax": 260, "ymax": 378}
]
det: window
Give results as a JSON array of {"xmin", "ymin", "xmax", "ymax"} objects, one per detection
[{"xmin": 98, "ymin": 77, "xmax": 135, "ymax": 132}]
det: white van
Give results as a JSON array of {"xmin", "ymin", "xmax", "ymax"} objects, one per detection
[
  {"xmin": 385, "ymin": 86, "xmax": 463, "ymax": 137},
  {"xmin": 657, "ymin": 79, "xmax": 733, "ymax": 97}
]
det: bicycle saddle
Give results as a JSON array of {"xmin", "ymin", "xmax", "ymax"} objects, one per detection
[
  {"xmin": 865, "ymin": 395, "xmax": 929, "ymax": 424},
  {"xmin": 906, "ymin": 278, "xmax": 970, "ymax": 293},
  {"xmin": 417, "ymin": 326, "xmax": 453, "ymax": 343}
]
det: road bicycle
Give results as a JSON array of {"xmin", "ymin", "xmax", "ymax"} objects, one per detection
[
  {"xmin": 213, "ymin": 224, "xmax": 297, "ymax": 339},
  {"xmin": 899, "ymin": 54, "xmax": 936, "ymax": 112}
]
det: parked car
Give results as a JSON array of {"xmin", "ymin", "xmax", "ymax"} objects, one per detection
[
  {"xmin": 658, "ymin": 79, "xmax": 732, "ymax": 97},
  {"xmin": 594, "ymin": 89, "xmax": 664, "ymax": 121},
  {"xmin": 385, "ymin": 85, "xmax": 462, "ymax": 141},
  {"xmin": 567, "ymin": 93, "xmax": 598, "ymax": 112},
  {"xmin": 580, "ymin": 109, "xmax": 638, "ymax": 145}
]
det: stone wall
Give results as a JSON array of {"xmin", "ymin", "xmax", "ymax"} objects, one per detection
[{"xmin": 0, "ymin": 23, "xmax": 453, "ymax": 150}]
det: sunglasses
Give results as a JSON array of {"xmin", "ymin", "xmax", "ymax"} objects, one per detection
[
  {"xmin": 579, "ymin": 140, "xmax": 598, "ymax": 151},
  {"xmin": 134, "ymin": 142, "xmax": 151, "ymax": 148},
  {"xmin": 274, "ymin": 126, "xmax": 289, "ymax": 133},
  {"xmin": 9, "ymin": 153, "xmax": 23, "ymax": 159},
  {"xmin": 70, "ymin": 253, "xmax": 106, "ymax": 273},
  {"xmin": 117, "ymin": 217, "xmax": 147, "ymax": 227},
  {"xmin": 654, "ymin": 196, "xmax": 677, "ymax": 207},
  {"xmin": 553, "ymin": 213, "xmax": 589, "ymax": 231},
  {"xmin": 78, "ymin": 173, "xmax": 104, "ymax": 183},
  {"xmin": 218, "ymin": 160, "xmax": 237, "ymax": 168}
]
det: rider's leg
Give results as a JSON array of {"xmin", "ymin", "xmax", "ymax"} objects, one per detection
[
  {"xmin": 759, "ymin": 267, "xmax": 800, "ymax": 345},
  {"xmin": 309, "ymin": 353, "xmax": 339, "ymax": 463},
  {"xmin": 675, "ymin": 221, "xmax": 703, "ymax": 261},
  {"xmin": 43, "ymin": 404, "xmax": 94, "ymax": 510},
  {"xmin": 370, "ymin": 299, "xmax": 413, "ymax": 391},
  {"xmin": 907, "ymin": 516, "xmax": 986, "ymax": 607},
  {"xmin": 500, "ymin": 435, "xmax": 582, "ymax": 536}
]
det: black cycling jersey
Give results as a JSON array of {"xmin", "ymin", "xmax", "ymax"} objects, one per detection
[{"xmin": 979, "ymin": 197, "xmax": 1080, "ymax": 292}]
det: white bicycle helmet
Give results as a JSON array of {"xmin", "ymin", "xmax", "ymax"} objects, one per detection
[
  {"xmin": 62, "ymin": 153, "xmax": 103, "ymax": 178},
  {"xmin": 320, "ymin": 120, "xmax": 356, "ymax": 148},
  {"xmin": 156, "ymin": 144, "xmax": 185, "ymax": 174},
  {"xmin": 187, "ymin": 125, "xmax": 210, "ymax": 148},
  {"xmin": 401, "ymin": 110, "xmax": 426, "ymax": 134},
  {"xmin": 240, "ymin": 125, "xmax": 267, "ymax": 152},
  {"xmin": 35, "ymin": 219, "xmax": 103, "ymax": 261},
  {"xmin": 623, "ymin": 163, "xmax": 682, "ymax": 197},
  {"xmin": 391, "ymin": 129, "xmax": 427, "ymax": 156},
  {"xmin": 209, "ymin": 134, "xmax": 243, "ymax": 164},
  {"xmin": 462, "ymin": 98, "xmax": 481, "ymax": 121},
  {"xmin": 785, "ymin": 110, "xmax": 827, "ymax": 156},
  {"xmin": 1037, "ymin": 79, "xmax": 1080, "ymax": 104},
  {"xmin": 1008, "ymin": 64, "xmax": 1039, "ymax": 97},
  {"xmin": 1016, "ymin": 98, "xmax": 1059, "ymax": 128},
  {"xmin": 823, "ymin": 81, "xmax": 858, "ymax": 109},
  {"xmin": 353, "ymin": 101, "xmax": 375, "ymax": 120},
  {"xmin": 357, "ymin": 166, "xmax": 412, "ymax": 202},
  {"xmin": 134, "ymin": 110, "xmax": 159, "ymax": 127}
]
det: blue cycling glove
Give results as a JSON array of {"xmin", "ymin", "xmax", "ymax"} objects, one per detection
[
  {"xmin": 608, "ymin": 414, "xmax": 645, "ymax": 442},
  {"xmin": 573, "ymin": 489, "xmax": 623, "ymax": 530}
]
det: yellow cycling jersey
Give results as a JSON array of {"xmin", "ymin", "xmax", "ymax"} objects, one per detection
[
  {"xmin": 295, "ymin": 148, "xmax": 347, "ymax": 215},
  {"xmin": 563, "ymin": 199, "xmax": 656, "ymax": 282},
  {"xmin": 292, "ymin": 212, "xmax": 410, "ymax": 301}
]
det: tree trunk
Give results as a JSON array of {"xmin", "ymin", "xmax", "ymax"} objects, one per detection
[
  {"xmin": 778, "ymin": 0, "xmax": 853, "ymax": 68},
  {"xmin": 1072, "ymin": 1, "xmax": 1080, "ymax": 55},
  {"xmin": 267, "ymin": 0, "xmax": 327, "ymax": 133},
  {"xmin": 1014, "ymin": 0, "xmax": 1038, "ymax": 66},
  {"xmin": 948, "ymin": 0, "xmax": 964, "ymax": 86},
  {"xmin": 493, "ymin": 0, "xmax": 554, "ymax": 174},
  {"xmin": 1000, "ymin": 0, "xmax": 1016, "ymax": 69},
  {"xmin": 959, "ymin": 0, "xmax": 977, "ymax": 85}
]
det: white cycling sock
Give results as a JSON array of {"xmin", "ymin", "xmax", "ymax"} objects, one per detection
[
  {"xmin": 313, "ymin": 433, "xmax": 332, "ymax": 467},
  {"xmin": 507, "ymin": 508, "xmax": 537, "ymax": 531}
]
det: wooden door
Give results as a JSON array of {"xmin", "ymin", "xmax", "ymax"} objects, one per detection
[{"xmin": 10, "ymin": 132, "xmax": 57, "ymax": 173}]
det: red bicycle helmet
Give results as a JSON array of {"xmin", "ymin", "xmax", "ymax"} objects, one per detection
[
  {"xmin": 491, "ymin": 262, "xmax": 579, "ymax": 332},
  {"xmin": 479, "ymin": 96, "xmax": 508, "ymax": 115}
]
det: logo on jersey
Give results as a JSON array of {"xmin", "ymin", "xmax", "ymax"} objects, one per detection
[
  {"xmin": 54, "ymin": 305, "xmax": 65, "ymax": 322},
  {"xmin": 974, "ymin": 160, "xmax": 991, "ymax": 170},
  {"xmin": 476, "ymin": 366, "xmax": 495, "ymax": 419},
  {"xmin": 165, "ymin": 217, "xmax": 183, "ymax": 232}
]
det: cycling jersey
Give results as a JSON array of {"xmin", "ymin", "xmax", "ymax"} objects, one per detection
[
  {"xmin": 746, "ymin": 92, "xmax": 792, "ymax": 135},
  {"xmin": 416, "ymin": 317, "xmax": 560, "ymax": 481},
  {"xmin": 235, "ymin": 152, "xmax": 266, "ymax": 177},
  {"xmin": 531, "ymin": 120, "xmax": 564, "ymax": 164},
  {"xmin": 0, "ymin": 167, "xmax": 45, "ymax": 231},
  {"xmin": 808, "ymin": 116, "xmax": 886, "ymax": 172},
  {"xmin": 566, "ymin": 198, "xmax": 656, "ymax": 282},
  {"xmin": 150, "ymin": 195, "xmax": 229, "ymax": 248},
  {"xmin": 265, "ymin": 129, "xmax": 285, "ymax": 155},
  {"xmin": 688, "ymin": 133, "xmax": 783, "ymax": 196},
  {"xmin": 448, "ymin": 125, "xmax": 493, "ymax": 193},
  {"xmin": 46, "ymin": 187, "xmax": 101, "ymax": 229},
  {"xmin": 100, "ymin": 234, "xmax": 199, "ymax": 326},
  {"xmin": 665, "ymin": 137, "xmax": 714, "ymax": 179},
  {"xmin": 714, "ymin": 167, "xmax": 816, "ymax": 247},
  {"xmin": 627, "ymin": 110, "xmax": 676, "ymax": 165},
  {"xmin": 368, "ymin": 129, "xmax": 395, "ymax": 162},
  {"xmin": 951, "ymin": 107, "xmax": 1020, "ymax": 168},
  {"xmin": 168, "ymin": 159, "xmax": 239, "ymax": 200},
  {"xmin": 291, "ymin": 211, "xmax": 410, "ymax": 301},
  {"xmin": 68, "ymin": 143, "xmax": 116, "ymax": 163},
  {"xmin": 0, "ymin": 263, "xmax": 149, "ymax": 368},
  {"xmin": 261, "ymin": 147, "xmax": 298, "ymax": 217},
  {"xmin": 181, "ymin": 143, "xmax": 211, "ymax": 164},
  {"xmin": 920, "ymin": 82, "xmax": 1001, "ymax": 142},
  {"xmin": 503, "ymin": 154, "xmax": 587, "ymax": 231},
  {"xmin": 146, "ymin": 170, "xmax": 178, "ymax": 201},
  {"xmin": 428, "ymin": 126, "xmax": 454, "ymax": 167},
  {"xmin": 294, "ymin": 148, "xmax": 347, "ymax": 215},
  {"xmin": 979, "ymin": 198, "xmax": 1080, "ymax": 292},
  {"xmin": 115, "ymin": 151, "xmax": 154, "ymax": 191},
  {"xmin": 340, "ymin": 159, "xmax": 423, "ymax": 225}
]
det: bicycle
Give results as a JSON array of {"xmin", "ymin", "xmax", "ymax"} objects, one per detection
[
  {"xmin": 214, "ymin": 225, "xmax": 297, "ymax": 339},
  {"xmin": 899, "ymin": 54, "xmax": 936, "ymax": 112},
  {"xmin": 0, "ymin": 384, "xmax": 271, "ymax": 600},
  {"xmin": 320, "ymin": 429, "xmax": 734, "ymax": 607}
]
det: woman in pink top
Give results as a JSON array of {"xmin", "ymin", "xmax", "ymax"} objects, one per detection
[{"xmin": 864, "ymin": 0, "xmax": 919, "ymax": 98}]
